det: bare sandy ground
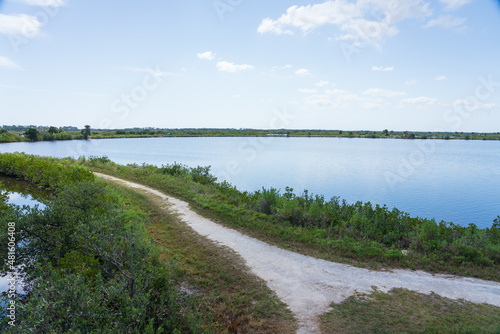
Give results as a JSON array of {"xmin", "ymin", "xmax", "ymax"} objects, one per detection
[{"xmin": 95, "ymin": 173, "xmax": 500, "ymax": 334}]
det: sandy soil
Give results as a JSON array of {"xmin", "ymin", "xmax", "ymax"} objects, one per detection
[{"xmin": 95, "ymin": 173, "xmax": 500, "ymax": 334}]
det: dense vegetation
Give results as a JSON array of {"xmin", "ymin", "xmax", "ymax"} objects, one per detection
[
  {"xmin": 0, "ymin": 153, "xmax": 499, "ymax": 332},
  {"xmin": 82, "ymin": 157, "xmax": 500, "ymax": 280},
  {"xmin": 0, "ymin": 154, "xmax": 214, "ymax": 333},
  {"xmin": 2, "ymin": 125, "xmax": 500, "ymax": 143}
]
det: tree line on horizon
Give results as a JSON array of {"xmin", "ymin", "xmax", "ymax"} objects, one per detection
[{"xmin": 1, "ymin": 125, "xmax": 500, "ymax": 143}]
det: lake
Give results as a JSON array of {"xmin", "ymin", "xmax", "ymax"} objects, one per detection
[{"xmin": 1, "ymin": 137, "xmax": 499, "ymax": 228}]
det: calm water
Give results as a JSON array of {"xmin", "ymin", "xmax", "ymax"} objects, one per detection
[
  {"xmin": 1, "ymin": 137, "xmax": 499, "ymax": 228},
  {"xmin": 0, "ymin": 176, "xmax": 48, "ymax": 298}
]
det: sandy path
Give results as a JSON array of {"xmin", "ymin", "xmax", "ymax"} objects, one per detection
[{"xmin": 96, "ymin": 173, "xmax": 500, "ymax": 334}]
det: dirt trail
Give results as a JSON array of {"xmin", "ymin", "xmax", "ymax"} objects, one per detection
[{"xmin": 95, "ymin": 173, "xmax": 500, "ymax": 334}]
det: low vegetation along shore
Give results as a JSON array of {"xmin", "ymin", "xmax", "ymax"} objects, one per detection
[
  {"xmin": 1, "ymin": 153, "xmax": 499, "ymax": 333},
  {"xmin": 2, "ymin": 125, "xmax": 500, "ymax": 143},
  {"xmin": 77, "ymin": 155, "xmax": 500, "ymax": 281}
]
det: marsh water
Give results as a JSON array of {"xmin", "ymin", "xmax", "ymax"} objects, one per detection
[
  {"xmin": 0, "ymin": 176, "xmax": 49, "ymax": 300},
  {"xmin": 1, "ymin": 137, "xmax": 499, "ymax": 228}
]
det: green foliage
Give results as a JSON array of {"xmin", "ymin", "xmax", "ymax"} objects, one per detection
[
  {"xmin": 3, "ymin": 124, "xmax": 500, "ymax": 142},
  {"xmin": 48, "ymin": 126, "xmax": 62, "ymax": 134},
  {"xmin": 0, "ymin": 130, "xmax": 24, "ymax": 143},
  {"xmin": 81, "ymin": 124, "xmax": 91, "ymax": 140},
  {"xmin": 89, "ymin": 155, "xmax": 111, "ymax": 164},
  {"xmin": 190, "ymin": 166, "xmax": 217, "ymax": 185},
  {"xmin": 0, "ymin": 153, "xmax": 95, "ymax": 189},
  {"xmin": 52, "ymin": 131, "xmax": 73, "ymax": 140},
  {"xmin": 0, "ymin": 158, "xmax": 214, "ymax": 333},
  {"xmin": 23, "ymin": 128, "xmax": 39, "ymax": 141},
  {"xmin": 160, "ymin": 162, "xmax": 189, "ymax": 177},
  {"xmin": 0, "ymin": 183, "xmax": 8, "ymax": 212},
  {"xmin": 42, "ymin": 132, "xmax": 55, "ymax": 141}
]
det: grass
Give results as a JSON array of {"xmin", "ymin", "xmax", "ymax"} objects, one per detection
[
  {"xmin": 320, "ymin": 287, "xmax": 500, "ymax": 334},
  {"xmin": 102, "ymin": 179, "xmax": 296, "ymax": 333}
]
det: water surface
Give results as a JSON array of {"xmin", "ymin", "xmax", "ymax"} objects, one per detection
[
  {"xmin": 1, "ymin": 137, "xmax": 499, "ymax": 228},
  {"xmin": 0, "ymin": 176, "xmax": 48, "ymax": 299}
]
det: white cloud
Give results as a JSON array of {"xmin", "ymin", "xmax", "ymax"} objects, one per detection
[
  {"xmin": 258, "ymin": 2, "xmax": 359, "ymax": 35},
  {"xmin": 295, "ymin": 68, "xmax": 311, "ymax": 77},
  {"xmin": 297, "ymin": 88, "xmax": 317, "ymax": 94},
  {"xmin": 401, "ymin": 96, "xmax": 439, "ymax": 105},
  {"xmin": 435, "ymin": 75, "xmax": 448, "ymax": 81},
  {"xmin": 216, "ymin": 61, "xmax": 254, "ymax": 73},
  {"xmin": 363, "ymin": 88, "xmax": 406, "ymax": 98},
  {"xmin": 337, "ymin": 18, "xmax": 398, "ymax": 48},
  {"xmin": 451, "ymin": 99, "xmax": 499, "ymax": 111},
  {"xmin": 0, "ymin": 56, "xmax": 21, "ymax": 69},
  {"xmin": 283, "ymin": 64, "xmax": 293, "ymax": 69},
  {"xmin": 197, "ymin": 51, "xmax": 216, "ymax": 61},
  {"xmin": 439, "ymin": 0, "xmax": 472, "ymax": 10},
  {"xmin": 424, "ymin": 15, "xmax": 466, "ymax": 29},
  {"xmin": 0, "ymin": 13, "xmax": 41, "ymax": 36},
  {"xmin": 258, "ymin": 18, "xmax": 293, "ymax": 35},
  {"xmin": 17, "ymin": 0, "xmax": 67, "ymax": 7},
  {"xmin": 372, "ymin": 66, "xmax": 394, "ymax": 72},
  {"xmin": 257, "ymin": 0, "xmax": 432, "ymax": 48},
  {"xmin": 233, "ymin": 94, "xmax": 241, "ymax": 99},
  {"xmin": 405, "ymin": 79, "xmax": 417, "ymax": 85}
]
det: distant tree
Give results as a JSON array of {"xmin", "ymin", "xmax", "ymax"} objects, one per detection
[
  {"xmin": 24, "ymin": 128, "xmax": 40, "ymax": 141},
  {"xmin": 81, "ymin": 125, "xmax": 91, "ymax": 140},
  {"xmin": 0, "ymin": 129, "xmax": 8, "ymax": 134},
  {"xmin": 382, "ymin": 129, "xmax": 389, "ymax": 136},
  {"xmin": 48, "ymin": 126, "xmax": 61, "ymax": 134}
]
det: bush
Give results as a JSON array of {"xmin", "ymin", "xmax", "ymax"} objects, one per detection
[
  {"xmin": 0, "ymin": 171, "xmax": 213, "ymax": 333},
  {"xmin": 42, "ymin": 132, "xmax": 55, "ymax": 141},
  {"xmin": 190, "ymin": 166, "xmax": 217, "ymax": 185},
  {"xmin": 0, "ymin": 153, "xmax": 95, "ymax": 189}
]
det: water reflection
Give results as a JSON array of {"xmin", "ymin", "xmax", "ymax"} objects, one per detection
[
  {"xmin": 0, "ymin": 176, "xmax": 50, "ymax": 305},
  {"xmin": 0, "ymin": 175, "xmax": 51, "ymax": 208}
]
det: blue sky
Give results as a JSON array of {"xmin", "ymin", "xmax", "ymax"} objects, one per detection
[{"xmin": 0, "ymin": 0, "xmax": 499, "ymax": 131}]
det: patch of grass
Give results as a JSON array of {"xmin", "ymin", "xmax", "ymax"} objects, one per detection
[
  {"xmin": 320, "ymin": 287, "xmax": 500, "ymax": 334},
  {"xmin": 103, "ymin": 180, "xmax": 296, "ymax": 334}
]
